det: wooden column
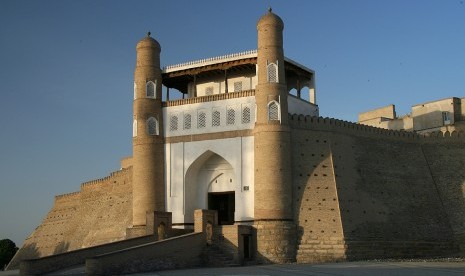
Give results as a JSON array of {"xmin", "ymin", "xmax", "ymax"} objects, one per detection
[
  {"xmin": 224, "ymin": 69, "xmax": 229, "ymax": 94},
  {"xmin": 193, "ymin": 74, "xmax": 197, "ymax": 97},
  {"xmin": 309, "ymin": 75, "xmax": 316, "ymax": 104}
]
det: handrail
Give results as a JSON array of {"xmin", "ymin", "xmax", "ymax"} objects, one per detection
[{"xmin": 163, "ymin": 90, "xmax": 255, "ymax": 107}]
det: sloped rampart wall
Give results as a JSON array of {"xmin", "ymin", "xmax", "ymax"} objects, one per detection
[{"xmin": 8, "ymin": 167, "xmax": 133, "ymax": 270}]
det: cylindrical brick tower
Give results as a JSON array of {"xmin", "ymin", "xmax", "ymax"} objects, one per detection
[
  {"xmin": 131, "ymin": 33, "xmax": 165, "ymax": 236},
  {"xmin": 254, "ymin": 9, "xmax": 296, "ymax": 263}
]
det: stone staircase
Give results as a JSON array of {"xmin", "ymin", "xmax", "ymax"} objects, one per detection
[{"xmin": 201, "ymin": 244, "xmax": 239, "ymax": 267}]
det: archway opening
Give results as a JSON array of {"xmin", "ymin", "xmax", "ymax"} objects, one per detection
[
  {"xmin": 185, "ymin": 151, "xmax": 236, "ymax": 224},
  {"xmin": 208, "ymin": 192, "xmax": 235, "ymax": 225}
]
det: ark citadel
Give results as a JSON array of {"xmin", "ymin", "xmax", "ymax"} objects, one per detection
[{"xmin": 7, "ymin": 9, "xmax": 465, "ymax": 274}]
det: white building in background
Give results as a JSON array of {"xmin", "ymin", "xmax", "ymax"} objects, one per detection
[{"xmin": 358, "ymin": 97, "xmax": 465, "ymax": 134}]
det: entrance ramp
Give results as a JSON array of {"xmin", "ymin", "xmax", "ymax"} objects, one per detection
[
  {"xmin": 19, "ymin": 235, "xmax": 158, "ymax": 275},
  {"xmin": 86, "ymin": 232, "xmax": 206, "ymax": 275}
]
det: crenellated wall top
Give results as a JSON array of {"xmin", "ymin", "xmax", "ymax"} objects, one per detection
[
  {"xmin": 55, "ymin": 191, "xmax": 81, "ymax": 200},
  {"xmin": 80, "ymin": 168, "xmax": 130, "ymax": 188},
  {"xmin": 289, "ymin": 114, "xmax": 465, "ymax": 142}
]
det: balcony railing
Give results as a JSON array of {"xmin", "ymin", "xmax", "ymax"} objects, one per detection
[{"xmin": 163, "ymin": 90, "xmax": 256, "ymax": 107}]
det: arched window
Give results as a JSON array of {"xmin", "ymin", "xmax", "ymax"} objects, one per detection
[
  {"xmin": 267, "ymin": 62, "xmax": 278, "ymax": 83},
  {"xmin": 268, "ymin": 101, "xmax": 280, "ymax": 121},
  {"xmin": 147, "ymin": 117, "xmax": 158, "ymax": 135},
  {"xmin": 198, "ymin": 111, "xmax": 206, "ymax": 128},
  {"xmin": 227, "ymin": 108, "xmax": 235, "ymax": 125},
  {"xmin": 184, "ymin": 113, "xmax": 192, "ymax": 130},
  {"xmin": 170, "ymin": 115, "xmax": 179, "ymax": 131},
  {"xmin": 132, "ymin": 119, "xmax": 138, "ymax": 137},
  {"xmin": 212, "ymin": 110, "xmax": 221, "ymax": 127},
  {"xmin": 146, "ymin": 81, "xmax": 156, "ymax": 98},
  {"xmin": 242, "ymin": 106, "xmax": 251, "ymax": 124}
]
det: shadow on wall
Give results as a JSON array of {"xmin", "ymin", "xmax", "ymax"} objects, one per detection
[
  {"xmin": 53, "ymin": 241, "xmax": 70, "ymax": 255},
  {"xmin": 202, "ymin": 224, "xmax": 276, "ymax": 266},
  {"xmin": 292, "ymin": 131, "xmax": 346, "ymax": 263},
  {"xmin": 292, "ymin": 129, "xmax": 462, "ymax": 262},
  {"xmin": 421, "ymin": 142, "xmax": 465, "ymax": 254},
  {"xmin": 6, "ymin": 243, "xmax": 40, "ymax": 270},
  {"xmin": 202, "ymin": 230, "xmax": 242, "ymax": 266},
  {"xmin": 336, "ymin": 136, "xmax": 458, "ymax": 259}
]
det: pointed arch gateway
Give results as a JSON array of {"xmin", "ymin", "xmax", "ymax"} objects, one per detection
[{"xmin": 184, "ymin": 150, "xmax": 236, "ymax": 225}]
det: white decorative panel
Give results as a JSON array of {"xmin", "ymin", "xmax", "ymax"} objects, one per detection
[{"xmin": 164, "ymin": 96, "xmax": 256, "ymax": 137}]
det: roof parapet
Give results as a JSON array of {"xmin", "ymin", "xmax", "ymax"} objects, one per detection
[
  {"xmin": 289, "ymin": 114, "xmax": 465, "ymax": 141},
  {"xmin": 163, "ymin": 50, "xmax": 257, "ymax": 72}
]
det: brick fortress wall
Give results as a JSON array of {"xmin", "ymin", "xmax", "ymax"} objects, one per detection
[
  {"xmin": 9, "ymin": 113, "xmax": 465, "ymax": 268},
  {"xmin": 291, "ymin": 115, "xmax": 465, "ymax": 262},
  {"xmin": 422, "ymin": 143, "xmax": 465, "ymax": 252},
  {"xmin": 8, "ymin": 167, "xmax": 133, "ymax": 269}
]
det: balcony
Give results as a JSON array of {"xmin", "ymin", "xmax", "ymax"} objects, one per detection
[{"xmin": 162, "ymin": 90, "xmax": 255, "ymax": 107}]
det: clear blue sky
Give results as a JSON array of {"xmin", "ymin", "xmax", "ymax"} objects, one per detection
[{"xmin": 1, "ymin": 0, "xmax": 464, "ymax": 246}]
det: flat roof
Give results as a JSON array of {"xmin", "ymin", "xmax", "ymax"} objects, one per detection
[
  {"xmin": 162, "ymin": 49, "xmax": 314, "ymax": 74},
  {"xmin": 412, "ymin": 97, "xmax": 457, "ymax": 108}
]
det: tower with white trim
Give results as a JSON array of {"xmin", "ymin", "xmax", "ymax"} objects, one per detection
[
  {"xmin": 130, "ymin": 32, "xmax": 165, "ymax": 236},
  {"xmin": 253, "ymin": 8, "xmax": 296, "ymax": 262}
]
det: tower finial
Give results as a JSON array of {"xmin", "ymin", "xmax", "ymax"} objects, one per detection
[
  {"xmin": 268, "ymin": 6, "xmax": 272, "ymax": 13},
  {"xmin": 147, "ymin": 31, "xmax": 151, "ymax": 37}
]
